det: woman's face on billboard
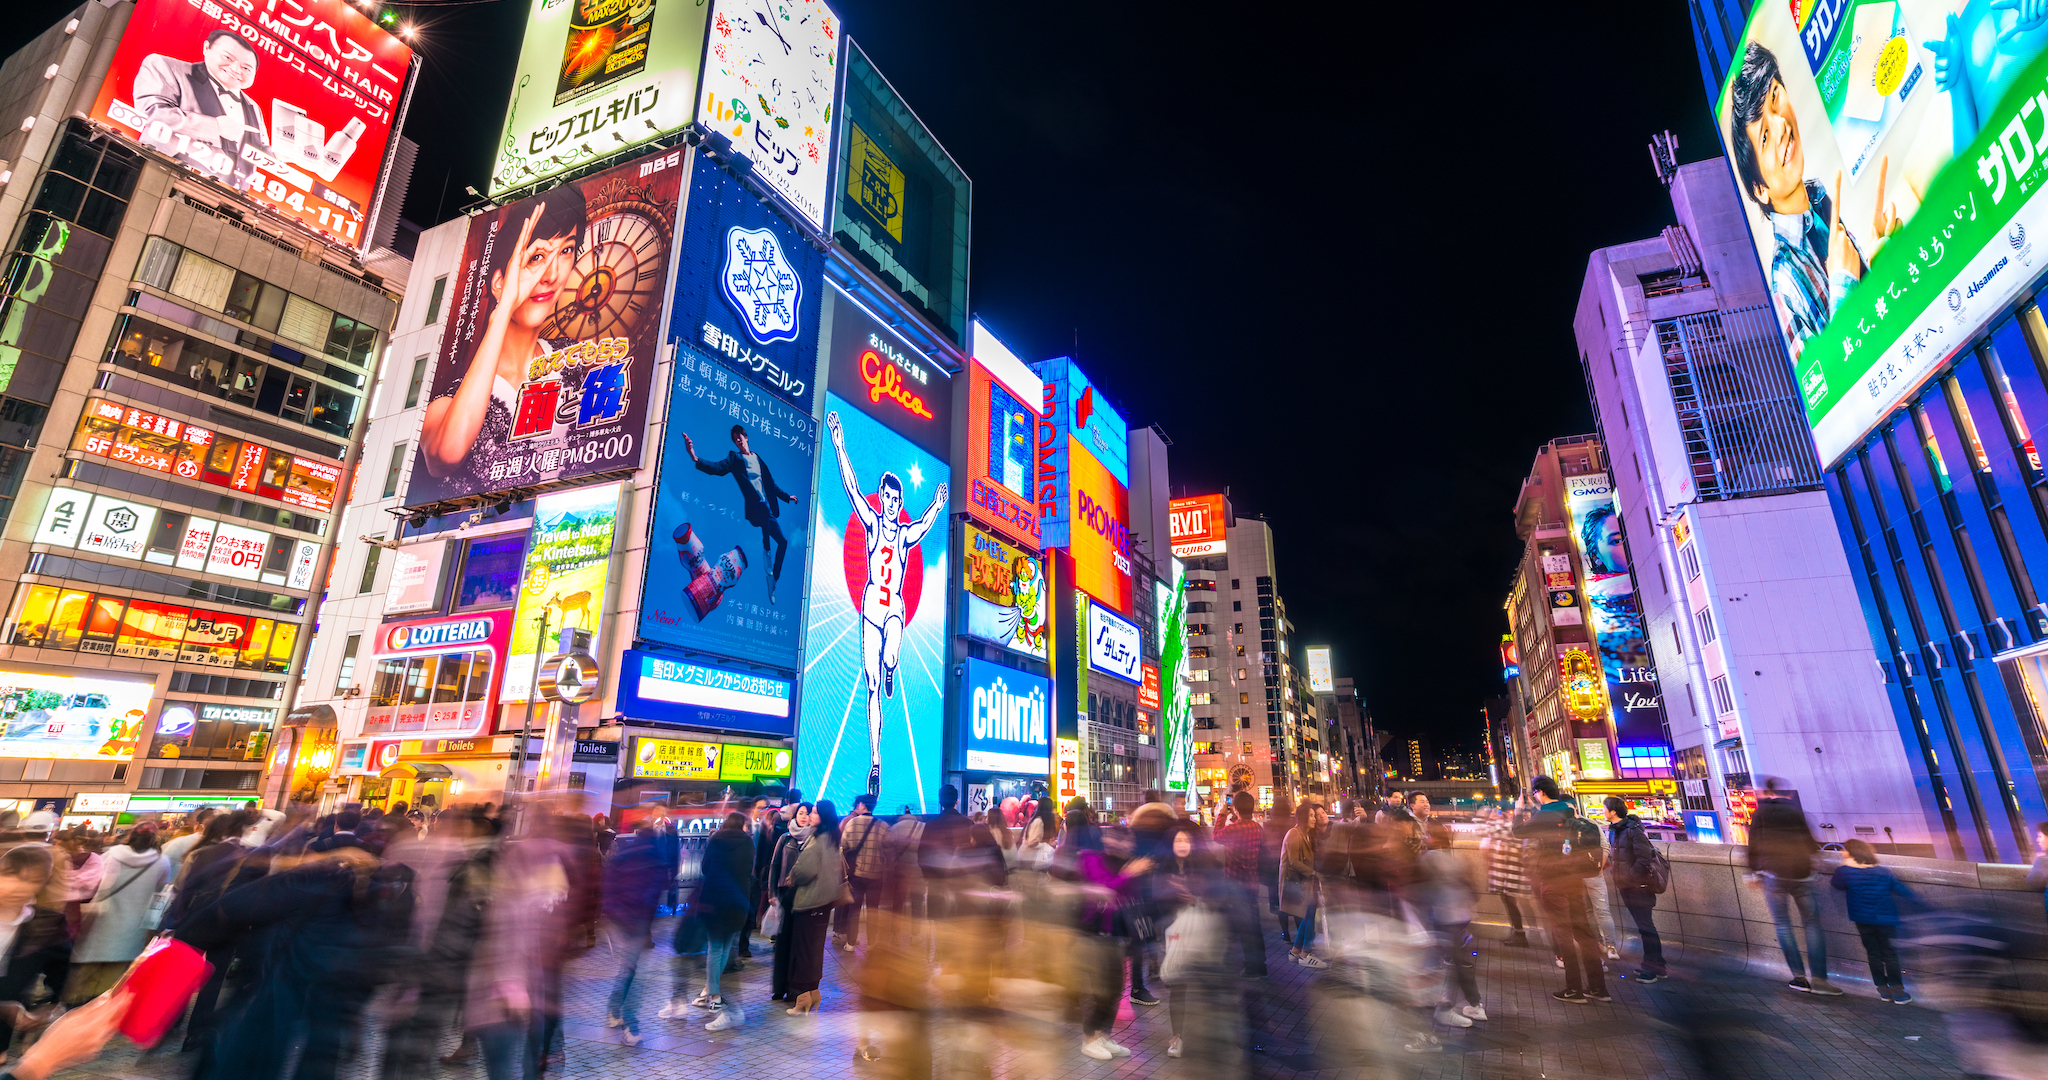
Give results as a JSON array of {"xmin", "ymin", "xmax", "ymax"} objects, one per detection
[
  {"xmin": 490, "ymin": 230, "xmax": 578, "ymax": 331},
  {"xmin": 1599, "ymin": 515, "xmax": 1629, "ymax": 573}
]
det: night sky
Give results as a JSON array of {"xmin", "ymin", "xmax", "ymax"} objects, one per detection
[{"xmin": 4, "ymin": 0, "xmax": 1725, "ymax": 754}]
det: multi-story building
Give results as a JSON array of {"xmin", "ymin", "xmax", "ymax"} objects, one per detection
[
  {"xmin": 1571, "ymin": 156, "xmax": 1930, "ymax": 850},
  {"xmin": 0, "ymin": 0, "xmax": 418, "ymax": 822},
  {"xmin": 1505, "ymin": 435, "xmax": 1606, "ymax": 789}
]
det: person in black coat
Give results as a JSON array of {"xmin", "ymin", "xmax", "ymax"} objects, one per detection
[
  {"xmin": 1602, "ymin": 797, "xmax": 1666, "ymax": 981},
  {"xmin": 671, "ymin": 812, "xmax": 755, "ymax": 1029},
  {"xmin": 601, "ymin": 827, "xmax": 669, "ymax": 1041}
]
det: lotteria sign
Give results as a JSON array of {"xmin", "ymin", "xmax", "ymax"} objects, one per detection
[
  {"xmin": 959, "ymin": 656, "xmax": 1050, "ymax": 774},
  {"xmin": 385, "ymin": 618, "xmax": 494, "ymax": 652}
]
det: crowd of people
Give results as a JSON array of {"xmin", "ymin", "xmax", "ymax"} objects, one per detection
[{"xmin": 0, "ymin": 774, "xmax": 2036, "ymax": 1077}]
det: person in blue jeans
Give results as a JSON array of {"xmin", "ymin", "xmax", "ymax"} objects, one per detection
[
  {"xmin": 1280, "ymin": 800, "xmax": 1328, "ymax": 968},
  {"xmin": 602, "ymin": 823, "xmax": 671, "ymax": 1043},
  {"xmin": 1746, "ymin": 780, "xmax": 1843, "ymax": 996},
  {"xmin": 1833, "ymin": 839, "xmax": 1919, "ymax": 1003}
]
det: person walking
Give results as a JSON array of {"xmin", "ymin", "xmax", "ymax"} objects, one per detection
[
  {"xmin": 1833, "ymin": 838, "xmax": 1919, "ymax": 1003},
  {"xmin": 785, "ymin": 800, "xmax": 845, "ymax": 1015},
  {"xmin": 834, "ymin": 794, "xmax": 887, "ymax": 953},
  {"xmin": 1066, "ymin": 801, "xmax": 1147, "ymax": 1061},
  {"xmin": 668, "ymin": 810, "xmax": 755, "ymax": 1029},
  {"xmin": 64, "ymin": 824, "xmax": 168, "ymax": 1004},
  {"xmin": 1213, "ymin": 791, "xmax": 1269, "ymax": 977},
  {"xmin": 1747, "ymin": 779, "xmax": 1842, "ymax": 995},
  {"xmin": 1480, "ymin": 804, "xmax": 1534, "ymax": 947},
  {"xmin": 1260, "ymin": 798, "xmax": 1294, "ymax": 932},
  {"xmin": 1280, "ymin": 801, "xmax": 1328, "ymax": 968},
  {"xmin": 1417, "ymin": 823, "xmax": 1486, "ymax": 1032},
  {"xmin": 1602, "ymin": 797, "xmax": 1667, "ymax": 983},
  {"xmin": 601, "ymin": 824, "xmax": 670, "ymax": 1044},
  {"xmin": 885, "ymin": 805, "xmax": 927, "ymax": 931},
  {"xmin": 767, "ymin": 803, "xmax": 814, "ymax": 1002},
  {"xmin": 1512, "ymin": 776, "xmax": 1609, "ymax": 1003}
]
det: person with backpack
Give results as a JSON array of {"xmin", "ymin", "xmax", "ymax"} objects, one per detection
[
  {"xmin": 1511, "ymin": 776, "xmax": 1609, "ymax": 1003},
  {"xmin": 1602, "ymin": 797, "xmax": 1667, "ymax": 982}
]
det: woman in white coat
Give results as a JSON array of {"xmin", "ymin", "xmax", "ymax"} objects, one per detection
[{"xmin": 63, "ymin": 824, "xmax": 169, "ymax": 1002}]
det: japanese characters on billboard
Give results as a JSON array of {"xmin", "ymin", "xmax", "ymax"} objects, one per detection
[
  {"xmin": 1086, "ymin": 600, "xmax": 1140, "ymax": 684},
  {"xmin": 88, "ymin": 0, "xmax": 414, "ymax": 248},
  {"xmin": 794, "ymin": 392, "xmax": 949, "ymax": 813},
  {"xmin": 640, "ymin": 350, "xmax": 814, "ymax": 668},
  {"xmin": 1716, "ymin": 1, "xmax": 2048, "ymax": 465},
  {"xmin": 824, "ymin": 285, "xmax": 951, "ymax": 457},
  {"xmin": 487, "ymin": 0, "xmax": 708, "ymax": 195},
  {"xmin": 700, "ymin": 0, "xmax": 841, "ymax": 231},
  {"xmin": 503, "ymin": 483, "xmax": 626, "ymax": 702},
  {"xmin": 835, "ymin": 42, "xmax": 970, "ymax": 344},
  {"xmin": 361, "ymin": 611, "xmax": 513, "ymax": 738},
  {"xmin": 618, "ymin": 650, "xmax": 793, "ymax": 734},
  {"xmin": 961, "ymin": 521, "xmax": 1047, "ymax": 660},
  {"xmin": 1067, "ymin": 439, "xmax": 1133, "ymax": 613},
  {"xmin": 1156, "ymin": 559, "xmax": 1192, "ymax": 793},
  {"xmin": 1169, "ymin": 494, "xmax": 1227, "ymax": 559},
  {"xmin": 1563, "ymin": 473, "xmax": 1667, "ymax": 748},
  {"xmin": 964, "ymin": 359, "xmax": 1041, "ymax": 549},
  {"xmin": 0, "ymin": 670, "xmax": 153, "ymax": 761},
  {"xmin": 958, "ymin": 657, "xmax": 1049, "ymax": 775},
  {"xmin": 670, "ymin": 154, "xmax": 823, "ymax": 409},
  {"xmin": 1306, "ymin": 647, "xmax": 1334, "ymax": 694},
  {"xmin": 409, "ymin": 155, "xmax": 680, "ymax": 506},
  {"xmin": 1032, "ymin": 357, "xmax": 1126, "ymax": 548}
]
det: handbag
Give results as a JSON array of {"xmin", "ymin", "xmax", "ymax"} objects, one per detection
[
  {"xmin": 759, "ymin": 896, "xmax": 784, "ymax": 937},
  {"xmin": 1158, "ymin": 904, "xmax": 1224, "ymax": 983},
  {"xmin": 141, "ymin": 884, "xmax": 175, "ymax": 932}
]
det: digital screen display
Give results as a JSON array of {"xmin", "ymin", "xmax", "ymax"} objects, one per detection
[{"xmin": 958, "ymin": 656, "xmax": 1050, "ymax": 775}]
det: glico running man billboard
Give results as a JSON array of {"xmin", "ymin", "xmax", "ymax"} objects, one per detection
[
  {"xmin": 640, "ymin": 350, "xmax": 815, "ymax": 668},
  {"xmin": 409, "ymin": 154, "xmax": 681, "ymax": 506},
  {"xmin": 88, "ymin": 0, "xmax": 414, "ymax": 248},
  {"xmin": 1717, "ymin": 1, "xmax": 2048, "ymax": 465},
  {"xmin": 793, "ymin": 392, "xmax": 949, "ymax": 812},
  {"xmin": 1563, "ymin": 473, "xmax": 1666, "ymax": 749}
]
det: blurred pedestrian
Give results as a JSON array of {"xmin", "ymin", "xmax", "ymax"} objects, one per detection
[
  {"xmin": 1480, "ymin": 804, "xmax": 1533, "ymax": 947},
  {"xmin": 1603, "ymin": 796, "xmax": 1667, "ymax": 982},
  {"xmin": 159, "ymin": 807, "xmax": 216, "ymax": 881},
  {"xmin": 381, "ymin": 806, "xmax": 493, "ymax": 1079},
  {"xmin": 601, "ymin": 823, "xmax": 669, "ymax": 1044},
  {"xmin": 1260, "ymin": 797, "xmax": 1293, "ymax": 928},
  {"xmin": 768, "ymin": 803, "xmax": 814, "ymax": 1001},
  {"xmin": 835, "ymin": 794, "xmax": 886, "ymax": 953},
  {"xmin": 1155, "ymin": 820, "xmax": 1213, "ymax": 1058},
  {"xmin": 52, "ymin": 829, "xmax": 103, "ymax": 940},
  {"xmin": 740, "ymin": 797, "xmax": 774, "ymax": 958},
  {"xmin": 1833, "ymin": 838, "xmax": 1918, "ymax": 1003},
  {"xmin": 0, "ymin": 846, "xmax": 66, "ymax": 1013},
  {"xmin": 1281, "ymin": 800, "xmax": 1328, "ymax": 968},
  {"xmin": 919, "ymin": 785, "xmax": 971, "ymax": 923},
  {"xmin": 1213, "ymin": 791, "xmax": 1268, "ymax": 977},
  {"xmin": 1512, "ymin": 776, "xmax": 1609, "ymax": 1003},
  {"xmin": 667, "ymin": 810, "xmax": 754, "ymax": 1029},
  {"xmin": 1417, "ymin": 823, "xmax": 1486, "ymax": 1032},
  {"xmin": 1747, "ymin": 779, "xmax": 1842, "ymax": 995},
  {"xmin": 1065, "ymin": 801, "xmax": 1144, "ymax": 1061},
  {"xmin": 63, "ymin": 824, "xmax": 166, "ymax": 1003},
  {"xmin": 785, "ymin": 799, "xmax": 845, "ymax": 1015},
  {"xmin": 1021, "ymin": 796, "xmax": 1060, "ymax": 870},
  {"xmin": 592, "ymin": 814, "xmax": 616, "ymax": 858},
  {"xmin": 1125, "ymin": 795, "xmax": 1177, "ymax": 1006},
  {"xmin": 885, "ymin": 805, "xmax": 927, "ymax": 931}
]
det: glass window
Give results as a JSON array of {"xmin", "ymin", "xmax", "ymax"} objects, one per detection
[
  {"xmin": 369, "ymin": 657, "xmax": 405, "ymax": 706},
  {"xmin": 259, "ymin": 449, "xmax": 291, "ymax": 493},
  {"xmin": 309, "ymin": 382, "xmax": 356, "ymax": 436},
  {"xmin": 465, "ymin": 649, "xmax": 492, "ymax": 702},
  {"xmin": 404, "ymin": 355, "xmax": 429, "ymax": 409},
  {"xmin": 116, "ymin": 600, "xmax": 188, "ymax": 660},
  {"xmin": 78, "ymin": 595, "xmax": 124, "ymax": 654},
  {"xmin": 403, "ymin": 655, "xmax": 436, "ymax": 706},
  {"xmin": 281, "ymin": 375, "xmax": 311, "ymax": 422},
  {"xmin": 252, "ymin": 283, "xmax": 286, "ymax": 333},
  {"xmin": 267, "ymin": 621, "xmax": 298, "ymax": 673},
  {"xmin": 39, "ymin": 589, "xmax": 94, "ymax": 651},
  {"xmin": 168, "ymin": 251, "xmax": 232, "ymax": 310},
  {"xmin": 424, "ymin": 276, "xmax": 447, "ymax": 325},
  {"xmin": 182, "ymin": 609, "xmax": 250, "ymax": 667},
  {"xmin": 278, "ymin": 294, "xmax": 331, "ymax": 351},
  {"xmin": 335, "ymin": 632, "xmax": 361, "ymax": 692},
  {"xmin": 360, "ymin": 540, "xmax": 383, "ymax": 594},
  {"xmin": 326, "ymin": 314, "xmax": 359, "ymax": 364},
  {"xmin": 283, "ymin": 458, "xmax": 340, "ymax": 513},
  {"xmin": 7, "ymin": 584, "xmax": 60, "ymax": 648},
  {"xmin": 382, "ymin": 442, "xmax": 406, "ymax": 498},
  {"xmin": 457, "ymin": 534, "xmax": 525, "ymax": 609},
  {"xmin": 238, "ymin": 619, "xmax": 275, "ymax": 670},
  {"xmin": 223, "ymin": 272, "xmax": 263, "ymax": 323},
  {"xmin": 432, "ymin": 652, "xmax": 472, "ymax": 704},
  {"xmin": 135, "ymin": 237, "xmax": 181, "ymax": 290}
]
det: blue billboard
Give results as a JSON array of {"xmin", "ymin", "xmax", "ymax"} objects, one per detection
[
  {"xmin": 617, "ymin": 649, "xmax": 794, "ymax": 735},
  {"xmin": 1031, "ymin": 356, "xmax": 1127, "ymax": 548},
  {"xmin": 670, "ymin": 153, "xmax": 824, "ymax": 409},
  {"xmin": 639, "ymin": 350, "xmax": 815, "ymax": 668},
  {"xmin": 793, "ymin": 391, "xmax": 950, "ymax": 813},
  {"xmin": 958, "ymin": 656, "xmax": 1050, "ymax": 775}
]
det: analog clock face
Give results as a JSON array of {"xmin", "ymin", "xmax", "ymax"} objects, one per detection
[{"xmin": 541, "ymin": 184, "xmax": 673, "ymax": 343}]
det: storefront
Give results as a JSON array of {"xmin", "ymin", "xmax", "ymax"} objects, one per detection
[
  {"xmin": 616, "ymin": 734, "xmax": 792, "ymax": 811},
  {"xmin": 360, "ymin": 612, "xmax": 514, "ymax": 740},
  {"xmin": 343, "ymin": 735, "xmax": 540, "ymax": 812}
]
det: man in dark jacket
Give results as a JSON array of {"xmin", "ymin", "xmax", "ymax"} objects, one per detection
[
  {"xmin": 682, "ymin": 423, "xmax": 799, "ymax": 601},
  {"xmin": 1512, "ymin": 776, "xmax": 1608, "ymax": 1003},
  {"xmin": 1746, "ymin": 779, "xmax": 1841, "ymax": 994},
  {"xmin": 601, "ymin": 826, "xmax": 670, "ymax": 1041},
  {"xmin": 918, "ymin": 785, "xmax": 972, "ymax": 923},
  {"xmin": 1602, "ymin": 797, "xmax": 1666, "ymax": 981}
]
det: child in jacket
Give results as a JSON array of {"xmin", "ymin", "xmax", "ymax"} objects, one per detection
[{"xmin": 1831, "ymin": 839, "xmax": 1918, "ymax": 1003}]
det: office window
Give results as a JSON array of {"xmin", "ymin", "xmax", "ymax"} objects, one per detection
[
  {"xmin": 404, "ymin": 355, "xmax": 429, "ymax": 409},
  {"xmin": 1711, "ymin": 674, "xmax": 1735, "ymax": 714},
  {"xmin": 382, "ymin": 442, "xmax": 407, "ymax": 498},
  {"xmin": 360, "ymin": 537, "xmax": 384, "ymax": 594},
  {"xmin": 1232, "ymin": 600, "xmax": 1241, "ymax": 611},
  {"xmin": 1230, "ymin": 579, "xmax": 1239, "ymax": 589},
  {"xmin": 1233, "ymin": 623, "xmax": 1243, "ymax": 634},
  {"xmin": 1237, "ymin": 717, "xmax": 1251, "ymax": 729},
  {"xmin": 335, "ymin": 632, "xmax": 361, "ymax": 692},
  {"xmin": 1235, "ymin": 645, "xmax": 1245, "ymax": 657},
  {"xmin": 1672, "ymin": 624, "xmax": 1684, "ymax": 655},
  {"xmin": 424, "ymin": 276, "xmax": 448, "ymax": 325},
  {"xmin": 1679, "ymin": 542, "xmax": 1701, "ymax": 581},
  {"xmin": 1239, "ymin": 692, "xmax": 1250, "ymax": 704},
  {"xmin": 1189, "ymin": 693, "xmax": 1213, "ymax": 705},
  {"xmin": 1694, "ymin": 608, "xmax": 1716, "ymax": 644}
]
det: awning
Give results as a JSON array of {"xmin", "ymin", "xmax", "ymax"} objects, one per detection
[
  {"xmin": 285, "ymin": 704, "xmax": 338, "ymax": 727},
  {"xmin": 379, "ymin": 762, "xmax": 454, "ymax": 781}
]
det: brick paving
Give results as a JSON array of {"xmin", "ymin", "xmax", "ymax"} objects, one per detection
[{"xmin": 49, "ymin": 909, "xmax": 1970, "ymax": 1080}]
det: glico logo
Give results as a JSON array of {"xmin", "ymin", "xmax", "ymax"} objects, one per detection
[
  {"xmin": 859, "ymin": 348, "xmax": 934, "ymax": 420},
  {"xmin": 1076, "ymin": 488, "xmax": 1132, "ymax": 574},
  {"xmin": 387, "ymin": 619, "xmax": 492, "ymax": 652}
]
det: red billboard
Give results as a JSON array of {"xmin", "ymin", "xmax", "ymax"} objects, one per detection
[
  {"xmin": 1168, "ymin": 494, "xmax": 1227, "ymax": 558},
  {"xmin": 89, "ymin": 0, "xmax": 414, "ymax": 248},
  {"xmin": 964, "ymin": 359, "xmax": 1042, "ymax": 551}
]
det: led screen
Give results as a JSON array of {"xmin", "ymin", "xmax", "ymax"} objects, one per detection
[
  {"xmin": 1306, "ymin": 647, "xmax": 1334, "ymax": 693},
  {"xmin": 1157, "ymin": 560, "xmax": 1192, "ymax": 793},
  {"xmin": 1169, "ymin": 494, "xmax": 1227, "ymax": 558},
  {"xmin": 961, "ymin": 521, "xmax": 1048, "ymax": 660},
  {"xmin": 958, "ymin": 656, "xmax": 1049, "ymax": 775},
  {"xmin": 1068, "ymin": 439, "xmax": 1133, "ymax": 613},
  {"xmin": 87, "ymin": 0, "xmax": 413, "ymax": 248},
  {"xmin": 793, "ymin": 391, "xmax": 948, "ymax": 813},
  {"xmin": 1716, "ymin": 1, "xmax": 2048, "ymax": 464},
  {"xmin": 0, "ymin": 671, "xmax": 153, "ymax": 761},
  {"xmin": 1563, "ymin": 473, "xmax": 1668, "ymax": 749},
  {"xmin": 503, "ymin": 484, "xmax": 625, "ymax": 701},
  {"xmin": 964, "ymin": 360, "xmax": 1041, "ymax": 549}
]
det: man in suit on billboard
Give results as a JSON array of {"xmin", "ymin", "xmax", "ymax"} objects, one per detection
[
  {"xmin": 682, "ymin": 423, "xmax": 798, "ymax": 603},
  {"xmin": 132, "ymin": 29, "xmax": 272, "ymax": 190}
]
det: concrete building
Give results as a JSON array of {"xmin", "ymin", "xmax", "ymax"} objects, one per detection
[
  {"xmin": 1505, "ymin": 435, "xmax": 1606, "ymax": 790},
  {"xmin": 1316, "ymin": 674, "xmax": 1377, "ymax": 802},
  {"xmin": 1571, "ymin": 158, "xmax": 1931, "ymax": 852},
  {"xmin": 0, "ymin": 2, "xmax": 417, "ymax": 823}
]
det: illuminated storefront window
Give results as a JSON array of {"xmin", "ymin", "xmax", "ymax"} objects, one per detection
[
  {"xmin": 6, "ymin": 585, "xmax": 299, "ymax": 673},
  {"xmin": 72, "ymin": 402, "xmax": 337, "ymax": 512}
]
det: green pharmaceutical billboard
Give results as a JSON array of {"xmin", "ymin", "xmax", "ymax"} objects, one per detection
[
  {"xmin": 1717, "ymin": 0, "xmax": 2048, "ymax": 465},
  {"xmin": 834, "ymin": 42, "xmax": 970, "ymax": 345},
  {"xmin": 488, "ymin": 0, "xmax": 708, "ymax": 196}
]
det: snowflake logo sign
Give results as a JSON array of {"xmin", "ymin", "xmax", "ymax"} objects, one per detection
[{"xmin": 720, "ymin": 226, "xmax": 803, "ymax": 345}]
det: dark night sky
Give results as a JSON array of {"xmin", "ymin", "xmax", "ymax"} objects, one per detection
[{"xmin": 5, "ymin": 0, "xmax": 1722, "ymax": 753}]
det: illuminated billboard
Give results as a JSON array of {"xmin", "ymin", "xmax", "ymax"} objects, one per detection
[
  {"xmin": 1032, "ymin": 357, "xmax": 1126, "ymax": 547},
  {"xmin": 409, "ymin": 156, "xmax": 681, "ymax": 507},
  {"xmin": 669, "ymin": 153, "xmax": 823, "ymax": 408},
  {"xmin": 640, "ymin": 350, "xmax": 814, "ymax": 668},
  {"xmin": 503, "ymin": 483, "xmax": 626, "ymax": 701},
  {"xmin": 88, "ymin": 0, "xmax": 414, "ymax": 248},
  {"xmin": 700, "ymin": 0, "xmax": 841, "ymax": 231},
  {"xmin": 630, "ymin": 737, "xmax": 721, "ymax": 780},
  {"xmin": 1068, "ymin": 439, "xmax": 1133, "ymax": 613},
  {"xmin": 794, "ymin": 392, "xmax": 949, "ymax": 812},
  {"xmin": 962, "ymin": 522, "xmax": 1048, "ymax": 660},
  {"xmin": 1086, "ymin": 600, "xmax": 1140, "ymax": 684},
  {"xmin": 964, "ymin": 359, "xmax": 1041, "ymax": 549},
  {"xmin": 958, "ymin": 657, "xmax": 1049, "ymax": 774},
  {"xmin": 1156, "ymin": 560, "xmax": 1192, "ymax": 793},
  {"xmin": 0, "ymin": 671, "xmax": 153, "ymax": 761},
  {"xmin": 1168, "ymin": 494, "xmax": 1227, "ymax": 558},
  {"xmin": 1306, "ymin": 647, "xmax": 1334, "ymax": 693},
  {"xmin": 487, "ymin": 0, "xmax": 708, "ymax": 195},
  {"xmin": 1716, "ymin": 2, "xmax": 2048, "ymax": 465},
  {"xmin": 617, "ymin": 650, "xmax": 793, "ymax": 734},
  {"xmin": 361, "ymin": 611, "xmax": 513, "ymax": 738},
  {"xmin": 834, "ymin": 42, "xmax": 970, "ymax": 345},
  {"xmin": 1563, "ymin": 473, "xmax": 1666, "ymax": 748},
  {"xmin": 823, "ymin": 284, "xmax": 951, "ymax": 457}
]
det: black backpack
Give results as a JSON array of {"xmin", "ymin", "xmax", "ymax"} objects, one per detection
[{"xmin": 1561, "ymin": 814, "xmax": 1606, "ymax": 878}]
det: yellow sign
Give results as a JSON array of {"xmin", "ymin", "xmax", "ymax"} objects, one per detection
[
  {"xmin": 630, "ymin": 737, "xmax": 720, "ymax": 779},
  {"xmin": 1559, "ymin": 648, "xmax": 1607, "ymax": 722},
  {"xmin": 849, "ymin": 122, "xmax": 904, "ymax": 242}
]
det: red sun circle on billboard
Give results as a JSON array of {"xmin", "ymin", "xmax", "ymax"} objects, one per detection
[{"xmin": 841, "ymin": 493, "xmax": 925, "ymax": 625}]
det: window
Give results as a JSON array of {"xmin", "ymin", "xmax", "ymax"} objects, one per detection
[
  {"xmin": 1233, "ymin": 623, "xmax": 1243, "ymax": 634},
  {"xmin": 1235, "ymin": 645, "xmax": 1245, "ymax": 657},
  {"xmin": 1239, "ymin": 692, "xmax": 1250, "ymax": 704},
  {"xmin": 5, "ymin": 584, "xmax": 301, "ymax": 671},
  {"xmin": 1237, "ymin": 717, "xmax": 1251, "ymax": 729},
  {"xmin": 1230, "ymin": 579, "xmax": 1239, "ymax": 589},
  {"xmin": 1238, "ymin": 668, "xmax": 1247, "ymax": 679},
  {"xmin": 457, "ymin": 534, "xmax": 527, "ymax": 609},
  {"xmin": 1711, "ymin": 674, "xmax": 1735, "ymax": 714},
  {"xmin": 1189, "ymin": 692, "xmax": 1213, "ymax": 705},
  {"xmin": 1232, "ymin": 600, "xmax": 1242, "ymax": 611},
  {"xmin": 1187, "ymin": 668, "xmax": 1211, "ymax": 681},
  {"xmin": 1679, "ymin": 542, "xmax": 1701, "ymax": 581},
  {"xmin": 1694, "ymin": 608, "xmax": 1716, "ymax": 644},
  {"xmin": 424, "ymin": 276, "xmax": 447, "ymax": 325},
  {"xmin": 404, "ymin": 356, "xmax": 429, "ymax": 409},
  {"xmin": 1193, "ymin": 743, "xmax": 1219, "ymax": 755},
  {"xmin": 1672, "ymin": 624, "xmax": 1684, "ymax": 655},
  {"xmin": 382, "ymin": 442, "xmax": 407, "ymax": 498},
  {"xmin": 360, "ymin": 537, "xmax": 384, "ymax": 593},
  {"xmin": 335, "ymin": 632, "xmax": 361, "ymax": 692},
  {"xmin": 1189, "ymin": 646, "xmax": 1210, "ymax": 658}
]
